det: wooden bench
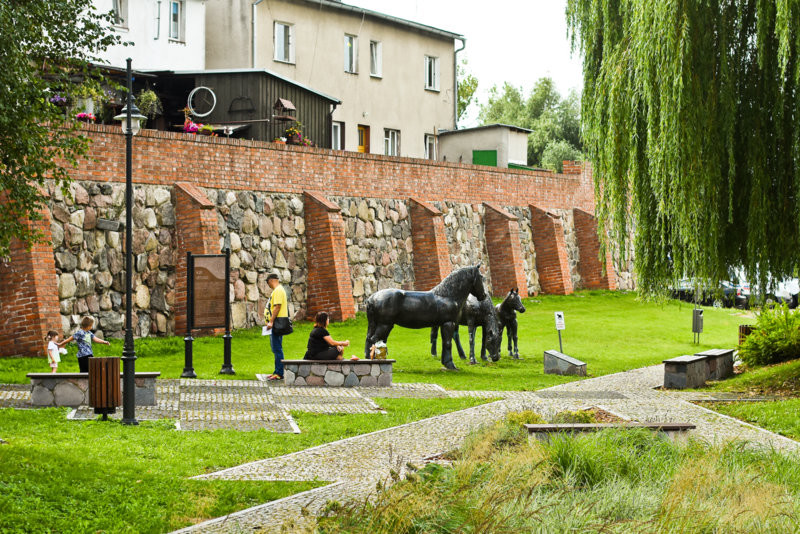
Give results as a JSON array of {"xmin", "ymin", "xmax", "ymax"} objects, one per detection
[
  {"xmin": 695, "ymin": 349, "xmax": 735, "ymax": 381},
  {"xmin": 663, "ymin": 355, "xmax": 708, "ymax": 388},
  {"xmin": 27, "ymin": 372, "xmax": 160, "ymax": 407},
  {"xmin": 525, "ymin": 422, "xmax": 696, "ymax": 442},
  {"xmin": 281, "ymin": 359, "xmax": 395, "ymax": 387},
  {"xmin": 543, "ymin": 350, "xmax": 587, "ymax": 376}
]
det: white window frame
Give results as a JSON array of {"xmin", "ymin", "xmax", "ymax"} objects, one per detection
[
  {"xmin": 332, "ymin": 122, "xmax": 343, "ymax": 150},
  {"xmin": 384, "ymin": 129, "xmax": 400, "ymax": 156},
  {"xmin": 274, "ymin": 21, "xmax": 295, "ymax": 64},
  {"xmin": 425, "ymin": 55, "xmax": 440, "ymax": 91},
  {"xmin": 424, "ymin": 134, "xmax": 437, "ymax": 160},
  {"xmin": 169, "ymin": 1, "xmax": 184, "ymax": 42},
  {"xmin": 112, "ymin": 0, "xmax": 128, "ymax": 28},
  {"xmin": 344, "ymin": 34, "xmax": 358, "ymax": 73},
  {"xmin": 369, "ymin": 40, "xmax": 382, "ymax": 78}
]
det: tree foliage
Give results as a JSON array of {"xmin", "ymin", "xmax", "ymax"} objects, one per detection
[
  {"xmin": 0, "ymin": 1, "xmax": 118, "ymax": 258},
  {"xmin": 457, "ymin": 59, "xmax": 479, "ymax": 122},
  {"xmin": 567, "ymin": 0, "xmax": 800, "ymax": 296},
  {"xmin": 478, "ymin": 78, "xmax": 582, "ymax": 168}
]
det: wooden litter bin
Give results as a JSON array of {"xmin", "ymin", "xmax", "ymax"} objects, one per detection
[
  {"xmin": 89, "ymin": 357, "xmax": 121, "ymax": 420},
  {"xmin": 738, "ymin": 324, "xmax": 755, "ymax": 346}
]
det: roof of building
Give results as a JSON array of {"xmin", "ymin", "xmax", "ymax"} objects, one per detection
[
  {"xmin": 439, "ymin": 123, "xmax": 534, "ymax": 136},
  {"xmin": 147, "ymin": 68, "xmax": 342, "ymax": 104},
  {"xmin": 306, "ymin": 0, "xmax": 464, "ymax": 41}
]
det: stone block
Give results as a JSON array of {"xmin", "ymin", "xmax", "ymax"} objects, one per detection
[
  {"xmin": 543, "ymin": 350, "xmax": 587, "ymax": 376},
  {"xmin": 354, "ymin": 364, "xmax": 371, "ymax": 376},
  {"xmin": 294, "ymin": 376, "xmax": 307, "ymax": 386},
  {"xmin": 360, "ymin": 375, "xmax": 378, "ymax": 387},
  {"xmin": 297, "ymin": 365, "xmax": 310, "ymax": 378},
  {"xmin": 370, "ymin": 365, "xmax": 381, "ymax": 377},
  {"xmin": 284, "ymin": 369, "xmax": 296, "ymax": 385},
  {"xmin": 379, "ymin": 363, "xmax": 392, "ymax": 373},
  {"xmin": 695, "ymin": 349, "xmax": 735, "ymax": 381},
  {"xmin": 324, "ymin": 370, "xmax": 345, "ymax": 386},
  {"xmin": 663, "ymin": 355, "xmax": 707, "ymax": 389},
  {"xmin": 344, "ymin": 372, "xmax": 359, "ymax": 387},
  {"xmin": 306, "ymin": 375, "xmax": 324, "ymax": 386},
  {"xmin": 30, "ymin": 385, "xmax": 54, "ymax": 406},
  {"xmin": 377, "ymin": 373, "xmax": 392, "ymax": 387},
  {"xmin": 53, "ymin": 381, "xmax": 86, "ymax": 407},
  {"xmin": 310, "ymin": 364, "xmax": 327, "ymax": 376}
]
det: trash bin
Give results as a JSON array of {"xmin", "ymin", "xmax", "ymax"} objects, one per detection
[{"xmin": 89, "ymin": 357, "xmax": 121, "ymax": 420}]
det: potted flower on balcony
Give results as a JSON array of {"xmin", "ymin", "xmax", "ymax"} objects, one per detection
[
  {"xmin": 75, "ymin": 112, "xmax": 96, "ymax": 123},
  {"xmin": 198, "ymin": 124, "xmax": 215, "ymax": 136}
]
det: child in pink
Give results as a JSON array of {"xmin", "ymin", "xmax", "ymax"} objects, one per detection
[{"xmin": 46, "ymin": 330, "xmax": 61, "ymax": 373}]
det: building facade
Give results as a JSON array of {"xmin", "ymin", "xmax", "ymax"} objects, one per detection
[
  {"xmin": 438, "ymin": 124, "xmax": 532, "ymax": 168},
  {"xmin": 205, "ymin": 0, "xmax": 464, "ymax": 158},
  {"xmin": 94, "ymin": 0, "xmax": 206, "ymax": 70}
]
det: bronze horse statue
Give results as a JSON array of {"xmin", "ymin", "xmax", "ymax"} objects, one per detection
[
  {"xmin": 497, "ymin": 288, "xmax": 526, "ymax": 359},
  {"xmin": 430, "ymin": 294, "xmax": 501, "ymax": 365},
  {"xmin": 365, "ymin": 264, "xmax": 486, "ymax": 370}
]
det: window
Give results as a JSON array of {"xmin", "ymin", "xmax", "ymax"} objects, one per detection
[
  {"xmin": 384, "ymin": 129, "xmax": 400, "ymax": 156},
  {"xmin": 169, "ymin": 1, "xmax": 184, "ymax": 41},
  {"xmin": 425, "ymin": 55, "xmax": 440, "ymax": 91},
  {"xmin": 112, "ymin": 0, "xmax": 128, "ymax": 27},
  {"xmin": 332, "ymin": 122, "xmax": 344, "ymax": 150},
  {"xmin": 274, "ymin": 22, "xmax": 295, "ymax": 63},
  {"xmin": 369, "ymin": 41, "xmax": 382, "ymax": 77},
  {"xmin": 344, "ymin": 34, "xmax": 358, "ymax": 73},
  {"xmin": 424, "ymin": 134, "xmax": 437, "ymax": 160}
]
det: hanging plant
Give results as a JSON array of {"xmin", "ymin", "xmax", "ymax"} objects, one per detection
[{"xmin": 135, "ymin": 89, "xmax": 163, "ymax": 119}]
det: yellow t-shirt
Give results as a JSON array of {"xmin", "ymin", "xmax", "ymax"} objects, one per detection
[{"xmin": 266, "ymin": 284, "xmax": 289, "ymax": 320}]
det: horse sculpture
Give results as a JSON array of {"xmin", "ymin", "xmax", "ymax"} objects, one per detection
[
  {"xmin": 365, "ymin": 264, "xmax": 486, "ymax": 370},
  {"xmin": 430, "ymin": 295, "xmax": 501, "ymax": 365},
  {"xmin": 496, "ymin": 288, "xmax": 526, "ymax": 359}
]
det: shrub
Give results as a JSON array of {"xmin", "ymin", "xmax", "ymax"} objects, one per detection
[
  {"xmin": 551, "ymin": 409, "xmax": 597, "ymax": 424},
  {"xmin": 739, "ymin": 303, "xmax": 800, "ymax": 366}
]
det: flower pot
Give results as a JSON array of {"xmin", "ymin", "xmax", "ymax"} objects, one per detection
[
  {"xmin": 287, "ymin": 134, "xmax": 301, "ymax": 145},
  {"xmin": 198, "ymin": 129, "xmax": 213, "ymax": 136}
]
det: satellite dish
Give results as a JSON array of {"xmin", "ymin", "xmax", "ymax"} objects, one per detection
[{"xmin": 187, "ymin": 86, "xmax": 216, "ymax": 118}]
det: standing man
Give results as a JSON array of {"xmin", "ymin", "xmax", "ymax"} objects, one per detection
[{"xmin": 265, "ymin": 273, "xmax": 288, "ymax": 381}]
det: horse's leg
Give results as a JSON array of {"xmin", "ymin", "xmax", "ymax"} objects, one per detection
[
  {"xmin": 440, "ymin": 322, "xmax": 459, "ymax": 370},
  {"xmin": 479, "ymin": 326, "xmax": 488, "ymax": 362},
  {"xmin": 374, "ymin": 324, "xmax": 393, "ymax": 345},
  {"xmin": 511, "ymin": 320, "xmax": 521, "ymax": 359},
  {"xmin": 506, "ymin": 322, "xmax": 513, "ymax": 357},
  {"xmin": 365, "ymin": 317, "xmax": 376, "ymax": 359},
  {"xmin": 430, "ymin": 325, "xmax": 439, "ymax": 357},
  {"xmin": 467, "ymin": 325, "xmax": 477, "ymax": 365},
  {"xmin": 454, "ymin": 328, "xmax": 467, "ymax": 360}
]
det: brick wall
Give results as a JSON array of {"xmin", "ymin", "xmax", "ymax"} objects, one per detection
[
  {"xmin": 174, "ymin": 182, "xmax": 221, "ymax": 333},
  {"xmin": 303, "ymin": 191, "xmax": 355, "ymax": 322},
  {"xmin": 408, "ymin": 198, "xmax": 451, "ymax": 290},
  {"xmin": 573, "ymin": 208, "xmax": 617, "ymax": 290},
  {"xmin": 483, "ymin": 202, "xmax": 529, "ymax": 298},
  {"xmin": 0, "ymin": 204, "xmax": 62, "ymax": 357},
  {"xmin": 530, "ymin": 206, "xmax": 574, "ymax": 295}
]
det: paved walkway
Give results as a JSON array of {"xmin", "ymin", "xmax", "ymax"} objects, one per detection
[{"xmin": 167, "ymin": 364, "xmax": 800, "ymax": 533}]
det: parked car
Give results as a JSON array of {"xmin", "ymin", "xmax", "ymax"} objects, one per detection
[
  {"xmin": 670, "ymin": 279, "xmax": 738, "ymax": 308},
  {"xmin": 732, "ymin": 269, "xmax": 799, "ymax": 309}
]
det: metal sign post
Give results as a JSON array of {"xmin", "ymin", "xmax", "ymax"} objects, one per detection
[
  {"xmin": 182, "ymin": 252, "xmax": 197, "ymax": 378},
  {"xmin": 554, "ymin": 311, "xmax": 566, "ymax": 353}
]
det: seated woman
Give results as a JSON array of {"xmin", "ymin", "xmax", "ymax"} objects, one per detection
[{"xmin": 304, "ymin": 311, "xmax": 350, "ymax": 360}]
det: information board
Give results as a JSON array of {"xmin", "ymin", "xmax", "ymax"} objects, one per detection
[
  {"xmin": 554, "ymin": 311, "xmax": 566, "ymax": 331},
  {"xmin": 192, "ymin": 255, "xmax": 227, "ymax": 329}
]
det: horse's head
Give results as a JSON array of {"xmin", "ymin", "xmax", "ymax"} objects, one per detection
[
  {"xmin": 507, "ymin": 288, "xmax": 526, "ymax": 313},
  {"xmin": 471, "ymin": 263, "xmax": 487, "ymax": 301}
]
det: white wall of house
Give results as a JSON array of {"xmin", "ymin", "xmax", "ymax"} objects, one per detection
[
  {"xmin": 94, "ymin": 0, "xmax": 206, "ymax": 70},
  {"xmin": 438, "ymin": 125, "xmax": 531, "ymax": 168},
  {"xmin": 205, "ymin": 0, "xmax": 459, "ymax": 159}
]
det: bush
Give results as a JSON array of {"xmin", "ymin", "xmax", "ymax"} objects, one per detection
[
  {"xmin": 739, "ymin": 303, "xmax": 800, "ymax": 366},
  {"xmin": 551, "ymin": 409, "xmax": 597, "ymax": 424}
]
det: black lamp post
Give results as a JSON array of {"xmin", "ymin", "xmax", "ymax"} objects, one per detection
[{"xmin": 114, "ymin": 58, "xmax": 145, "ymax": 425}]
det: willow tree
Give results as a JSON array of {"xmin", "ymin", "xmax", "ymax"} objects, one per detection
[{"xmin": 566, "ymin": 0, "xmax": 800, "ymax": 296}]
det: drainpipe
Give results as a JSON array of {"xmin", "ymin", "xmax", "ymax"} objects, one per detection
[
  {"xmin": 154, "ymin": 1, "xmax": 161, "ymax": 40},
  {"xmin": 252, "ymin": 0, "xmax": 265, "ymax": 68},
  {"xmin": 453, "ymin": 36, "xmax": 466, "ymax": 129}
]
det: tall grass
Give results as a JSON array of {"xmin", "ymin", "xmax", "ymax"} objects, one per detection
[{"xmin": 315, "ymin": 417, "xmax": 800, "ymax": 533}]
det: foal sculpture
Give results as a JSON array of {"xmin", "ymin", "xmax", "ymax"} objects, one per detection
[
  {"xmin": 430, "ymin": 295, "xmax": 501, "ymax": 365},
  {"xmin": 496, "ymin": 288, "xmax": 526, "ymax": 359},
  {"xmin": 365, "ymin": 264, "xmax": 486, "ymax": 370}
]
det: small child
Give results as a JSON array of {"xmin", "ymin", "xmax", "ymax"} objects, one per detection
[
  {"xmin": 45, "ymin": 330, "xmax": 61, "ymax": 373},
  {"xmin": 59, "ymin": 316, "xmax": 110, "ymax": 372}
]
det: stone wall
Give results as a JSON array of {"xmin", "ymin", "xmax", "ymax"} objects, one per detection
[
  {"xmin": 437, "ymin": 202, "xmax": 493, "ymax": 293},
  {"xmin": 506, "ymin": 206, "xmax": 539, "ymax": 294}
]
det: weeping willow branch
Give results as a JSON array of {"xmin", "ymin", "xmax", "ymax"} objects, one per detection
[{"xmin": 567, "ymin": 0, "xmax": 800, "ymax": 296}]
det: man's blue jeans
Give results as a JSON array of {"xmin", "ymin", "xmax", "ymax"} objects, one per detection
[{"xmin": 271, "ymin": 334, "xmax": 284, "ymax": 377}]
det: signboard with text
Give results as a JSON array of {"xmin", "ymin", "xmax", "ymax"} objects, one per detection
[
  {"xmin": 554, "ymin": 311, "xmax": 566, "ymax": 331},
  {"xmin": 192, "ymin": 255, "xmax": 227, "ymax": 329}
]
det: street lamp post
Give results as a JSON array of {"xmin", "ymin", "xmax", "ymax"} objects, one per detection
[{"xmin": 114, "ymin": 58, "xmax": 145, "ymax": 425}]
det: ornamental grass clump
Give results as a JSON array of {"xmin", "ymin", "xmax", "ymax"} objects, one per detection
[{"xmin": 739, "ymin": 303, "xmax": 800, "ymax": 366}]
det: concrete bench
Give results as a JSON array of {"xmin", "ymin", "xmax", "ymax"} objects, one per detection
[
  {"xmin": 663, "ymin": 355, "xmax": 707, "ymax": 388},
  {"xmin": 27, "ymin": 372, "xmax": 160, "ymax": 407},
  {"xmin": 281, "ymin": 359, "xmax": 394, "ymax": 387},
  {"xmin": 543, "ymin": 350, "xmax": 587, "ymax": 376},
  {"xmin": 695, "ymin": 349, "xmax": 735, "ymax": 380},
  {"xmin": 525, "ymin": 422, "xmax": 696, "ymax": 443}
]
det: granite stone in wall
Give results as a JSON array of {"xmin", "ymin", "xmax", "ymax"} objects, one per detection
[{"xmin": 436, "ymin": 201, "xmax": 493, "ymax": 294}]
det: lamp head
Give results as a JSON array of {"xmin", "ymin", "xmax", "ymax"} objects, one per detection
[{"xmin": 113, "ymin": 103, "xmax": 147, "ymax": 135}]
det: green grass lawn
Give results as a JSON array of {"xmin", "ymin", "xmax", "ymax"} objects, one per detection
[
  {"xmin": 707, "ymin": 399, "xmax": 800, "ymax": 441},
  {"xmin": 2, "ymin": 291, "xmax": 745, "ymax": 391},
  {"xmin": 0, "ymin": 396, "xmax": 487, "ymax": 533},
  {"xmin": 703, "ymin": 358, "xmax": 800, "ymax": 395}
]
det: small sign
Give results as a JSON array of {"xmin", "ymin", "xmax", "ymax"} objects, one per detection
[
  {"xmin": 554, "ymin": 311, "xmax": 565, "ymax": 331},
  {"xmin": 193, "ymin": 255, "xmax": 227, "ymax": 329}
]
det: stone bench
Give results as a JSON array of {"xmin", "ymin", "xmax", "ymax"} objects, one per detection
[
  {"xmin": 543, "ymin": 350, "xmax": 587, "ymax": 376},
  {"xmin": 525, "ymin": 422, "xmax": 696, "ymax": 443},
  {"xmin": 281, "ymin": 359, "xmax": 395, "ymax": 387},
  {"xmin": 663, "ymin": 355, "xmax": 708, "ymax": 388},
  {"xmin": 695, "ymin": 349, "xmax": 735, "ymax": 381},
  {"xmin": 27, "ymin": 372, "xmax": 160, "ymax": 407}
]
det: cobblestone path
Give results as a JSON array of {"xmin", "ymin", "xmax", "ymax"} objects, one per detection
[{"xmin": 170, "ymin": 364, "xmax": 800, "ymax": 533}]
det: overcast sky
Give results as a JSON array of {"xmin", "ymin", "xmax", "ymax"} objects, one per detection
[{"xmin": 345, "ymin": 0, "xmax": 584, "ymax": 126}]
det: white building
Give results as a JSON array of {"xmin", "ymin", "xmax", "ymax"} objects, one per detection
[{"xmin": 438, "ymin": 124, "xmax": 532, "ymax": 168}]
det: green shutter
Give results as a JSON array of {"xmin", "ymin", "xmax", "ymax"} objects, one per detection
[{"xmin": 472, "ymin": 150, "xmax": 497, "ymax": 167}]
